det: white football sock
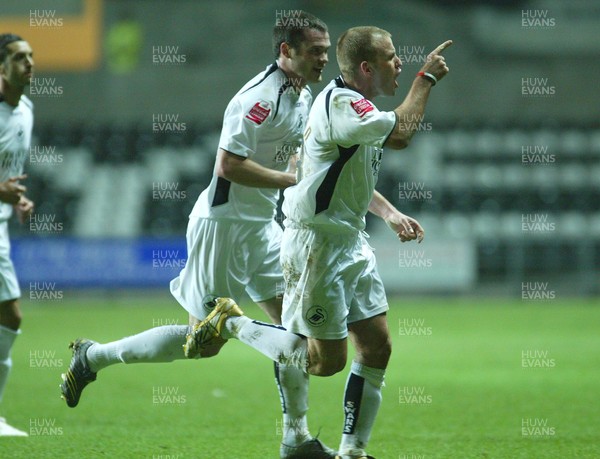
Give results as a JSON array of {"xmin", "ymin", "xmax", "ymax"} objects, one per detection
[
  {"xmin": 0, "ymin": 325, "xmax": 20, "ymax": 403},
  {"xmin": 339, "ymin": 361, "xmax": 386, "ymax": 457},
  {"xmin": 86, "ymin": 325, "xmax": 189, "ymax": 372},
  {"xmin": 223, "ymin": 317, "xmax": 308, "ymax": 370},
  {"xmin": 275, "ymin": 362, "xmax": 311, "ymax": 446}
]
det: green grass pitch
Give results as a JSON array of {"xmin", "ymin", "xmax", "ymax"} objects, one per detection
[{"xmin": 1, "ymin": 294, "xmax": 599, "ymax": 458}]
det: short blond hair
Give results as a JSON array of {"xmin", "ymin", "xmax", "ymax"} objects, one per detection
[{"xmin": 336, "ymin": 26, "xmax": 391, "ymax": 79}]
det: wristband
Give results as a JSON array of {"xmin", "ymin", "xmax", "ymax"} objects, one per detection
[{"xmin": 417, "ymin": 71, "xmax": 437, "ymax": 86}]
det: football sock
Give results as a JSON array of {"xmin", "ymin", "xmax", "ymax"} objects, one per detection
[
  {"xmin": 339, "ymin": 361, "xmax": 386, "ymax": 457},
  {"xmin": 86, "ymin": 325, "xmax": 189, "ymax": 372},
  {"xmin": 0, "ymin": 325, "xmax": 19, "ymax": 403},
  {"xmin": 223, "ymin": 317, "xmax": 308, "ymax": 370},
  {"xmin": 275, "ymin": 362, "xmax": 311, "ymax": 446}
]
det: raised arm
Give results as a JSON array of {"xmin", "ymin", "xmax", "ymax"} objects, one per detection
[{"xmin": 384, "ymin": 40, "xmax": 452, "ymax": 150}]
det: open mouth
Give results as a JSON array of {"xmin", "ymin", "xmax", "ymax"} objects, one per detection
[{"xmin": 394, "ymin": 69, "xmax": 401, "ymax": 88}]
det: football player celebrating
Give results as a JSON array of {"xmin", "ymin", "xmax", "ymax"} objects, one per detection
[
  {"xmin": 61, "ymin": 11, "xmax": 336, "ymax": 459},
  {"xmin": 187, "ymin": 27, "xmax": 451, "ymax": 458}
]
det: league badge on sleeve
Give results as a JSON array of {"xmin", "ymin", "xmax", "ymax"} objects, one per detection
[
  {"xmin": 350, "ymin": 98, "xmax": 374, "ymax": 118},
  {"xmin": 245, "ymin": 101, "xmax": 271, "ymax": 125}
]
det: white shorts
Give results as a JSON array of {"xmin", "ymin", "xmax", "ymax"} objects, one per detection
[
  {"xmin": 280, "ymin": 227, "xmax": 388, "ymax": 340},
  {"xmin": 170, "ymin": 217, "xmax": 283, "ymax": 319},
  {"xmin": 0, "ymin": 222, "xmax": 21, "ymax": 302}
]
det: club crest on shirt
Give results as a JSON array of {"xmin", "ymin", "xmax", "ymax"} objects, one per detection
[
  {"xmin": 350, "ymin": 98, "xmax": 374, "ymax": 118},
  {"xmin": 245, "ymin": 101, "xmax": 271, "ymax": 125},
  {"xmin": 306, "ymin": 305, "xmax": 328, "ymax": 327}
]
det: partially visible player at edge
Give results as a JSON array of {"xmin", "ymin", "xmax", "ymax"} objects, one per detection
[
  {"xmin": 186, "ymin": 27, "xmax": 452, "ymax": 459},
  {"xmin": 60, "ymin": 12, "xmax": 337, "ymax": 458},
  {"xmin": 0, "ymin": 33, "xmax": 35, "ymax": 437}
]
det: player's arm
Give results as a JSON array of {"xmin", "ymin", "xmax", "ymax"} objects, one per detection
[
  {"xmin": 286, "ymin": 152, "xmax": 299, "ymax": 176},
  {"xmin": 368, "ymin": 190, "xmax": 424, "ymax": 243},
  {"xmin": 384, "ymin": 40, "xmax": 452, "ymax": 150},
  {"xmin": 215, "ymin": 149, "xmax": 296, "ymax": 189},
  {"xmin": 0, "ymin": 174, "xmax": 28, "ymax": 205}
]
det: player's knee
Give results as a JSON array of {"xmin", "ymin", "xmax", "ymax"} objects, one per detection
[
  {"xmin": 309, "ymin": 356, "xmax": 346, "ymax": 377},
  {"xmin": 0, "ymin": 301, "xmax": 22, "ymax": 330},
  {"xmin": 10, "ymin": 310, "xmax": 22, "ymax": 329},
  {"xmin": 380, "ymin": 337, "xmax": 392, "ymax": 361},
  {"xmin": 198, "ymin": 341, "xmax": 225, "ymax": 358},
  {"xmin": 358, "ymin": 337, "xmax": 392, "ymax": 368}
]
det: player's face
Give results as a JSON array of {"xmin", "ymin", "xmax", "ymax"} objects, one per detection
[
  {"xmin": 371, "ymin": 36, "xmax": 401, "ymax": 97},
  {"xmin": 1, "ymin": 41, "xmax": 34, "ymax": 88},
  {"xmin": 288, "ymin": 28, "xmax": 330, "ymax": 85}
]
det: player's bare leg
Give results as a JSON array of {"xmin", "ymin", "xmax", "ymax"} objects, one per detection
[
  {"xmin": 256, "ymin": 297, "xmax": 283, "ymax": 325},
  {"xmin": 186, "ymin": 297, "xmax": 337, "ymax": 457},
  {"xmin": 306, "ymin": 337, "xmax": 347, "ymax": 376},
  {"xmin": 259, "ymin": 297, "xmax": 333, "ymax": 457},
  {"xmin": 337, "ymin": 313, "xmax": 391, "ymax": 459},
  {"xmin": 0, "ymin": 299, "xmax": 27, "ymax": 435}
]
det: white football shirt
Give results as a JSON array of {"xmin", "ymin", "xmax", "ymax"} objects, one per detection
[
  {"xmin": 282, "ymin": 76, "xmax": 396, "ymax": 232},
  {"xmin": 192, "ymin": 63, "xmax": 312, "ymax": 222},
  {"xmin": 0, "ymin": 94, "xmax": 34, "ymax": 222}
]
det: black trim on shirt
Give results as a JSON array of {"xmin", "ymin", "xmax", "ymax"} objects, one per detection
[
  {"xmin": 314, "ymin": 144, "xmax": 359, "ymax": 214},
  {"xmin": 211, "ymin": 176, "xmax": 232, "ymax": 207},
  {"xmin": 325, "ymin": 89, "xmax": 334, "ymax": 121},
  {"xmin": 240, "ymin": 62, "xmax": 279, "ymax": 95},
  {"xmin": 273, "ymin": 81, "xmax": 292, "ymax": 119}
]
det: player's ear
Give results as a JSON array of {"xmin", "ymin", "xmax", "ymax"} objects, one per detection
[
  {"xmin": 359, "ymin": 61, "xmax": 372, "ymax": 77},
  {"xmin": 280, "ymin": 42, "xmax": 293, "ymax": 59}
]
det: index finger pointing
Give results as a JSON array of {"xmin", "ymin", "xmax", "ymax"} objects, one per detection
[{"xmin": 431, "ymin": 40, "xmax": 453, "ymax": 55}]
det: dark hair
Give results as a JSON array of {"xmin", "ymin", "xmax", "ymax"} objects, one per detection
[
  {"xmin": 272, "ymin": 11, "xmax": 327, "ymax": 58},
  {"xmin": 0, "ymin": 33, "xmax": 24, "ymax": 63}
]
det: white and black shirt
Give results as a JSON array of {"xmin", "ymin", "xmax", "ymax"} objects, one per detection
[
  {"xmin": 283, "ymin": 76, "xmax": 396, "ymax": 233},
  {"xmin": 192, "ymin": 63, "xmax": 312, "ymax": 222}
]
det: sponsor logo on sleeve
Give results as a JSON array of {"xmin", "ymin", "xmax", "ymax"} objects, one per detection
[
  {"xmin": 245, "ymin": 102, "xmax": 271, "ymax": 125},
  {"xmin": 350, "ymin": 98, "xmax": 374, "ymax": 118}
]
